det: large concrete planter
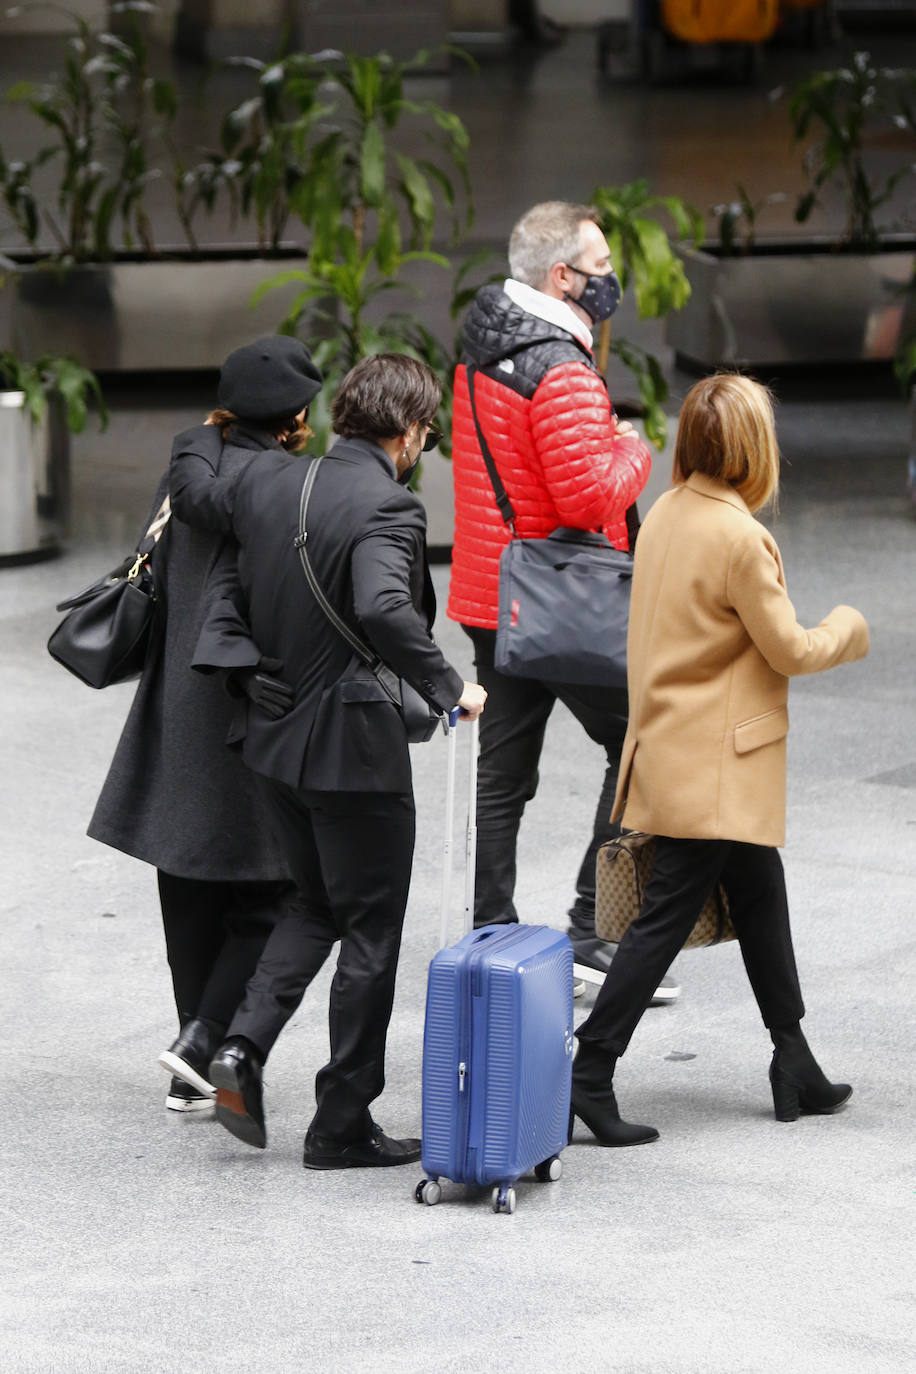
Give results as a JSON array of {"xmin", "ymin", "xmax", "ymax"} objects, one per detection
[
  {"xmin": 667, "ymin": 238, "xmax": 916, "ymax": 371},
  {"xmin": 0, "ymin": 390, "xmax": 69, "ymax": 563},
  {"xmin": 4, "ymin": 249, "xmax": 311, "ymax": 373}
]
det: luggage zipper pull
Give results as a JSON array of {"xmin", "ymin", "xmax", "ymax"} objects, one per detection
[{"xmin": 458, "ymin": 1061, "xmax": 467, "ymax": 1093}]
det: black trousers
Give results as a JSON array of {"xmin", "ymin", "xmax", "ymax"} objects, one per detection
[
  {"xmin": 464, "ymin": 626, "xmax": 629, "ymax": 930},
  {"xmin": 227, "ymin": 779, "xmax": 416, "ymax": 1142},
  {"xmin": 157, "ymin": 871, "xmax": 292, "ymax": 1030},
  {"xmin": 576, "ymin": 838, "xmax": 806, "ymax": 1058}
]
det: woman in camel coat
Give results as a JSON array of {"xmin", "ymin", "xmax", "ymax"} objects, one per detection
[{"xmin": 569, "ymin": 373, "xmax": 870, "ymax": 1147}]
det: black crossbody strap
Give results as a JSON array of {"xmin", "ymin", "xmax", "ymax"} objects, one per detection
[
  {"xmin": 466, "ymin": 365, "xmax": 517, "ymax": 533},
  {"xmin": 294, "ymin": 459, "xmax": 401, "ymax": 705},
  {"xmin": 466, "ymin": 361, "xmax": 640, "ymax": 555}
]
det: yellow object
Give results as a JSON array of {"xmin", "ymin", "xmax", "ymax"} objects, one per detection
[{"xmin": 661, "ymin": 0, "xmax": 779, "ymax": 43}]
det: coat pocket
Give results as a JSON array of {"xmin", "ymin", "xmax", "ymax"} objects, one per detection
[
  {"xmin": 733, "ymin": 706, "xmax": 789, "ymax": 755},
  {"xmin": 340, "ymin": 677, "xmax": 393, "ymax": 705}
]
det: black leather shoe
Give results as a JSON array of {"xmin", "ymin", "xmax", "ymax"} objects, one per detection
[
  {"xmin": 209, "ymin": 1038, "xmax": 266, "ymax": 1149},
  {"xmin": 158, "ymin": 1018, "xmax": 218, "ymax": 1098},
  {"xmin": 302, "ymin": 1121, "xmax": 421, "ymax": 1170}
]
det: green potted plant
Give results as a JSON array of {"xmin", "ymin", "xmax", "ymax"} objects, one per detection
[
  {"xmin": 667, "ymin": 51, "xmax": 916, "ymax": 372},
  {"xmin": 249, "ymin": 46, "xmax": 475, "ymax": 453},
  {"xmin": 0, "ymin": 338, "xmax": 106, "ymax": 562},
  {"xmin": 1, "ymin": 13, "xmax": 476, "ymax": 373},
  {"xmin": 0, "ymin": 3, "xmax": 324, "ymax": 370}
]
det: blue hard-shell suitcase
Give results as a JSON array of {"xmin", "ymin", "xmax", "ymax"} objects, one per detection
[{"xmin": 415, "ymin": 716, "xmax": 574, "ymax": 1214}]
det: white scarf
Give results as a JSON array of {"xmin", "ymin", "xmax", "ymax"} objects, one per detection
[{"xmin": 503, "ymin": 278, "xmax": 595, "ymax": 353}]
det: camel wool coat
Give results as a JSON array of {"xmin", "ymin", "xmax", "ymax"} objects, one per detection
[{"xmin": 612, "ymin": 472, "xmax": 869, "ymax": 847}]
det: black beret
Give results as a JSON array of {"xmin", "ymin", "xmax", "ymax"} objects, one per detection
[{"xmin": 218, "ymin": 335, "xmax": 323, "ymax": 420}]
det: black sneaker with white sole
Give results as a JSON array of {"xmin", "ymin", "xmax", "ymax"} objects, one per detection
[
  {"xmin": 166, "ymin": 1077, "xmax": 215, "ymax": 1113},
  {"xmin": 159, "ymin": 1017, "xmax": 218, "ymax": 1098},
  {"xmin": 569, "ymin": 931, "xmax": 680, "ymax": 1005}
]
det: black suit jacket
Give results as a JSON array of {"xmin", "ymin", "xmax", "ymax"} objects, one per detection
[{"xmin": 170, "ymin": 426, "xmax": 463, "ymax": 793}]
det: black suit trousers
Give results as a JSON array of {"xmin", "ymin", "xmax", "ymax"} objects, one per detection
[
  {"xmin": 463, "ymin": 626, "xmax": 628, "ymax": 931},
  {"xmin": 576, "ymin": 838, "xmax": 806, "ymax": 1058},
  {"xmin": 157, "ymin": 872, "xmax": 292, "ymax": 1030},
  {"xmin": 227, "ymin": 779, "xmax": 416, "ymax": 1142}
]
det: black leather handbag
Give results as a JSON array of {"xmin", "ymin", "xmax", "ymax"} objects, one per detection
[
  {"xmin": 47, "ymin": 496, "xmax": 171, "ymax": 689},
  {"xmin": 295, "ymin": 460, "xmax": 442, "ymax": 744},
  {"xmin": 467, "ymin": 365, "xmax": 635, "ymax": 689}
]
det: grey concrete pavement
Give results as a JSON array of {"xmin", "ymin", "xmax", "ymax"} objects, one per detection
[{"xmin": 2, "ymin": 376, "xmax": 915, "ymax": 1372}]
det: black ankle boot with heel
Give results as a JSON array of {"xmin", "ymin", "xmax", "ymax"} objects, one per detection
[
  {"xmin": 568, "ymin": 1042, "xmax": 659, "ymax": 1147},
  {"xmin": 769, "ymin": 1024, "xmax": 852, "ymax": 1122}
]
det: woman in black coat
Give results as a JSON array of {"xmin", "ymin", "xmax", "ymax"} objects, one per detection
[{"xmin": 88, "ymin": 336, "xmax": 323, "ymax": 1111}]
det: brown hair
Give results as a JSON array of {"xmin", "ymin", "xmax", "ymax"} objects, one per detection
[
  {"xmin": 206, "ymin": 408, "xmax": 314, "ymax": 453},
  {"xmin": 331, "ymin": 354, "xmax": 441, "ymax": 442},
  {"xmin": 672, "ymin": 374, "xmax": 780, "ymax": 513}
]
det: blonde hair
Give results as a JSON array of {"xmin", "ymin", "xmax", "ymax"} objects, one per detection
[
  {"xmin": 206, "ymin": 407, "xmax": 314, "ymax": 454},
  {"xmin": 672, "ymin": 374, "xmax": 780, "ymax": 513}
]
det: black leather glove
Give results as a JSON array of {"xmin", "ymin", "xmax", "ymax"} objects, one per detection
[{"xmin": 231, "ymin": 657, "xmax": 294, "ymax": 720}]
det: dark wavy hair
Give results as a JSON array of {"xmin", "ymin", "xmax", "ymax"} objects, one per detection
[
  {"xmin": 331, "ymin": 354, "xmax": 441, "ymax": 442},
  {"xmin": 206, "ymin": 408, "xmax": 313, "ymax": 453}
]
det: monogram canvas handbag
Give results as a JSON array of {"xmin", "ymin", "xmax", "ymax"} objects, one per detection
[{"xmin": 595, "ymin": 831, "xmax": 736, "ymax": 949}]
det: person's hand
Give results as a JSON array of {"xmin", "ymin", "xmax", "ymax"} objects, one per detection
[
  {"xmin": 231, "ymin": 658, "xmax": 294, "ymax": 720},
  {"xmin": 456, "ymin": 681, "xmax": 487, "ymax": 720},
  {"xmin": 615, "ymin": 418, "xmax": 635, "ymax": 437}
]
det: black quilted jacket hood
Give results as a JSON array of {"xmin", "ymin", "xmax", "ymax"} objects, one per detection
[{"xmin": 461, "ymin": 284, "xmax": 595, "ymax": 387}]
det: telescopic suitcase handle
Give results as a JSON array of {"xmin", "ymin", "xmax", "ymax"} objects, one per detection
[{"xmin": 439, "ymin": 709, "xmax": 478, "ymax": 949}]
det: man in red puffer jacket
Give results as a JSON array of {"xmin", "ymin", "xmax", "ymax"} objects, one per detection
[{"xmin": 448, "ymin": 200, "xmax": 679, "ymax": 1004}]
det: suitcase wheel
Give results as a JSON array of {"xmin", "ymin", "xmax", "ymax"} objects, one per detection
[
  {"xmin": 534, "ymin": 1154, "xmax": 563, "ymax": 1183},
  {"xmin": 414, "ymin": 1178, "xmax": 442, "ymax": 1206},
  {"xmin": 491, "ymin": 1185, "xmax": 517, "ymax": 1215}
]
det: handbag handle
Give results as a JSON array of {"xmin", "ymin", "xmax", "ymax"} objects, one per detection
[
  {"xmin": 294, "ymin": 458, "xmax": 402, "ymax": 706},
  {"xmin": 465, "ymin": 361, "xmax": 640, "ymax": 554},
  {"xmin": 55, "ymin": 494, "xmax": 172, "ymax": 613}
]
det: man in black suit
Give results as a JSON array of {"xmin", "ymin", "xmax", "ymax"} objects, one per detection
[{"xmin": 170, "ymin": 349, "xmax": 485, "ymax": 1169}]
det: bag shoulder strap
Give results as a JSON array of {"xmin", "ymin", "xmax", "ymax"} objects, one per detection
[
  {"xmin": 294, "ymin": 459, "xmax": 401, "ymax": 704},
  {"xmin": 466, "ymin": 364, "xmax": 517, "ymax": 532},
  {"xmin": 466, "ymin": 361, "xmax": 640, "ymax": 554},
  {"xmin": 138, "ymin": 495, "xmax": 172, "ymax": 555}
]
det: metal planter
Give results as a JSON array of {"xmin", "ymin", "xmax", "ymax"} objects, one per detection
[
  {"xmin": 667, "ymin": 239, "xmax": 916, "ymax": 371},
  {"xmin": 5, "ymin": 252, "xmax": 312, "ymax": 373},
  {"xmin": 0, "ymin": 390, "xmax": 69, "ymax": 563}
]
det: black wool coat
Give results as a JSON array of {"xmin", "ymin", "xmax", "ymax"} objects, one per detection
[
  {"xmin": 87, "ymin": 455, "xmax": 289, "ymax": 882},
  {"xmin": 170, "ymin": 429, "xmax": 464, "ymax": 794}
]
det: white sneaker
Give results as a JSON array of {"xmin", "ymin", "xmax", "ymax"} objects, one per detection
[{"xmin": 649, "ymin": 974, "xmax": 680, "ymax": 1005}]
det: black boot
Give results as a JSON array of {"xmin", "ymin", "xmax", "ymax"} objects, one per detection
[
  {"xmin": 769, "ymin": 1024, "xmax": 852, "ymax": 1122},
  {"xmin": 569, "ymin": 1042, "xmax": 659, "ymax": 1147}
]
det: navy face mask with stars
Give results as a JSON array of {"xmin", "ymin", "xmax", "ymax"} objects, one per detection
[{"xmin": 563, "ymin": 266, "xmax": 622, "ymax": 323}]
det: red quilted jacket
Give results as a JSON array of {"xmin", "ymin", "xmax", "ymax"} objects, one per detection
[{"xmin": 447, "ymin": 284, "xmax": 652, "ymax": 629}]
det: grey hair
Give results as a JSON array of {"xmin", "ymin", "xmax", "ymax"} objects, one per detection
[{"xmin": 508, "ymin": 201, "xmax": 600, "ymax": 290}]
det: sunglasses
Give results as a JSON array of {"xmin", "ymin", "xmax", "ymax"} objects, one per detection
[{"xmin": 422, "ymin": 425, "xmax": 443, "ymax": 452}]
